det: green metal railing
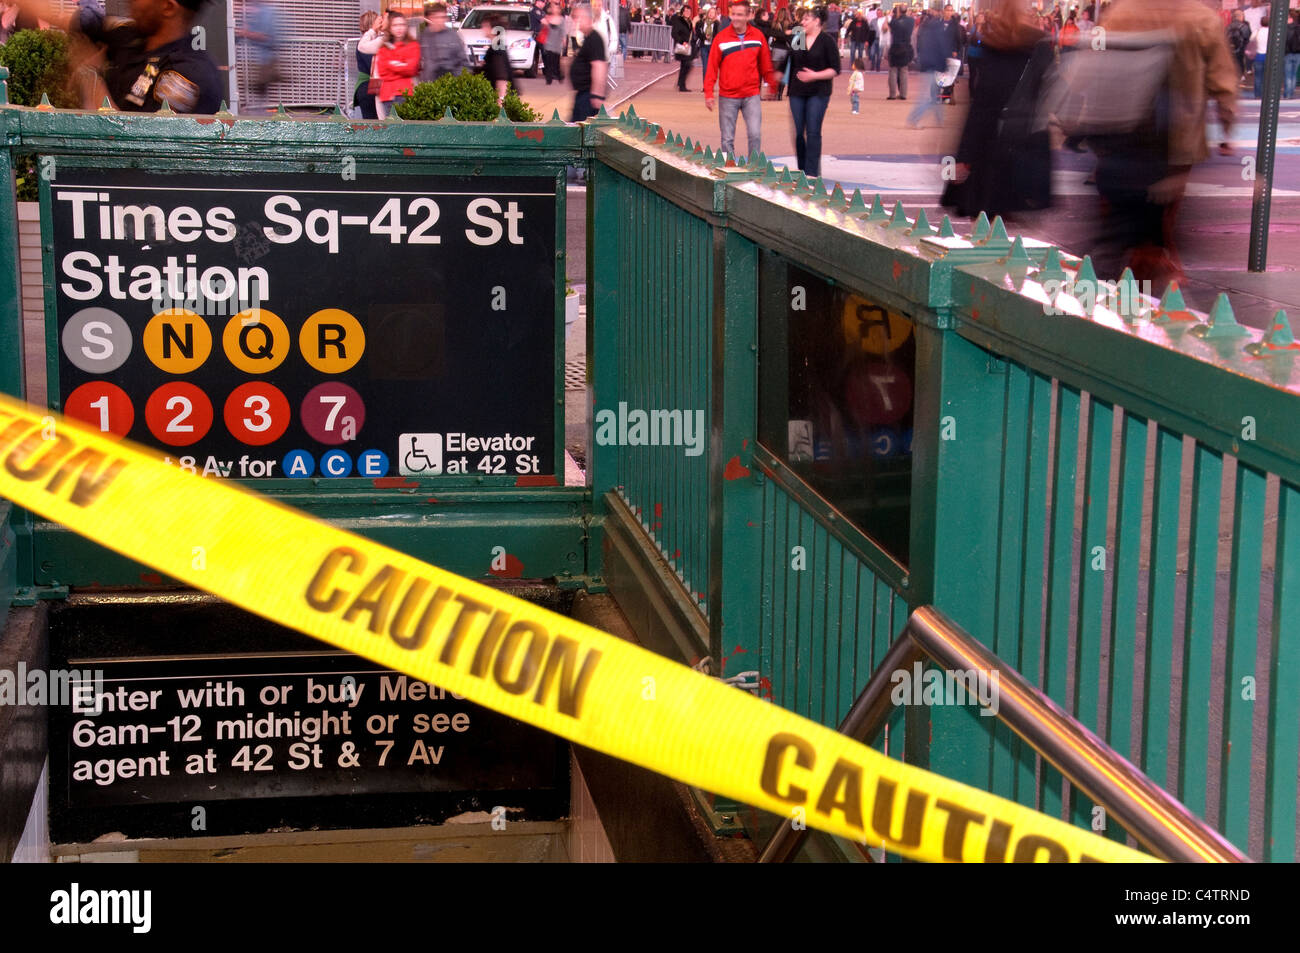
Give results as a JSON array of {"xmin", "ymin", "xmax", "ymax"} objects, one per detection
[
  {"xmin": 586, "ymin": 107, "xmax": 1300, "ymax": 861},
  {"xmin": 596, "ymin": 171, "xmax": 713, "ymax": 616}
]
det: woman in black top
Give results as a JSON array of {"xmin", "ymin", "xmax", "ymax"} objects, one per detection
[
  {"xmin": 481, "ymin": 13, "xmax": 514, "ymax": 103},
  {"xmin": 786, "ymin": 7, "xmax": 841, "ymax": 179}
]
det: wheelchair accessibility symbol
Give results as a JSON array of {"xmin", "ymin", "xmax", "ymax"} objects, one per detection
[{"xmin": 399, "ymin": 433, "xmax": 444, "ymax": 476}]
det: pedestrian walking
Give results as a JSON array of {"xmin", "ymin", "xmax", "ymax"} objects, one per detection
[
  {"xmin": 1287, "ymin": 9, "xmax": 1300, "ymax": 100},
  {"xmin": 670, "ymin": 2, "xmax": 694, "ymax": 90},
  {"xmin": 374, "ymin": 12, "xmax": 420, "ymax": 118},
  {"xmin": 1248, "ymin": 15, "xmax": 1270, "ymax": 99},
  {"xmin": 541, "ymin": 2, "xmax": 568, "ymax": 85},
  {"xmin": 886, "ymin": 2, "xmax": 914, "ymax": 99},
  {"xmin": 418, "ymin": 1, "xmax": 469, "ymax": 83},
  {"xmin": 1083, "ymin": 0, "xmax": 1238, "ymax": 286},
  {"xmin": 867, "ymin": 3, "xmax": 884, "ymax": 71},
  {"xmin": 907, "ymin": 4, "xmax": 947, "ymax": 126},
  {"xmin": 941, "ymin": 0, "xmax": 1050, "ymax": 221},
  {"xmin": 570, "ymin": 2, "xmax": 609, "ymax": 121},
  {"xmin": 703, "ymin": 0, "xmax": 779, "ymax": 159},
  {"xmin": 355, "ymin": 10, "xmax": 385, "ymax": 120},
  {"xmin": 787, "ymin": 7, "xmax": 841, "ymax": 177},
  {"xmin": 848, "ymin": 10, "xmax": 870, "ymax": 64}
]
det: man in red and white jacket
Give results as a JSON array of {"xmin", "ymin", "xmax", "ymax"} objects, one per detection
[{"xmin": 703, "ymin": 0, "xmax": 781, "ymax": 160}]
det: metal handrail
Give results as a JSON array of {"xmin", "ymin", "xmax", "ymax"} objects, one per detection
[{"xmin": 758, "ymin": 606, "xmax": 1248, "ymax": 863}]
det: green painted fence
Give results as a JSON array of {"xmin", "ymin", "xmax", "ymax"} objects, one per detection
[{"xmin": 586, "ymin": 107, "xmax": 1300, "ymax": 861}]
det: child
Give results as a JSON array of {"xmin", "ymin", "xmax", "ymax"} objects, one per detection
[{"xmin": 849, "ymin": 57, "xmax": 865, "ymax": 114}]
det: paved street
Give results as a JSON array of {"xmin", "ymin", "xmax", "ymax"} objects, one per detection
[{"xmin": 545, "ymin": 58, "xmax": 1300, "ymax": 330}]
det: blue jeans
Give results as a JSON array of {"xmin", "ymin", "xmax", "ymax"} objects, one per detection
[
  {"xmin": 701, "ymin": 43, "xmax": 711, "ymax": 76},
  {"xmin": 850, "ymin": 41, "xmax": 865, "ymax": 65},
  {"xmin": 868, "ymin": 39, "xmax": 881, "ymax": 70},
  {"xmin": 1255, "ymin": 54, "xmax": 1266, "ymax": 98},
  {"xmin": 718, "ymin": 94, "xmax": 761, "ymax": 158},
  {"xmin": 789, "ymin": 93, "xmax": 830, "ymax": 177},
  {"xmin": 1286, "ymin": 52, "xmax": 1300, "ymax": 99},
  {"xmin": 907, "ymin": 71, "xmax": 943, "ymax": 126}
]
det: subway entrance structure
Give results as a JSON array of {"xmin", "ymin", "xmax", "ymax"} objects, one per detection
[{"xmin": 0, "ymin": 87, "xmax": 1294, "ymax": 863}]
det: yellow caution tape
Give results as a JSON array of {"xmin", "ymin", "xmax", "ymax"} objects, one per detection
[{"xmin": 0, "ymin": 393, "xmax": 1156, "ymax": 862}]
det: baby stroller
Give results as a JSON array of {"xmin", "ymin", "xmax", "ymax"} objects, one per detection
[{"xmin": 937, "ymin": 56, "xmax": 961, "ymax": 103}]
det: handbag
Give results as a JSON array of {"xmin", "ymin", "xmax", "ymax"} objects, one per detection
[
  {"xmin": 365, "ymin": 77, "xmax": 382, "ymax": 95},
  {"xmin": 770, "ymin": 45, "xmax": 788, "ymax": 70},
  {"xmin": 674, "ymin": 41, "xmax": 691, "ymax": 56},
  {"xmin": 538, "ymin": 24, "xmax": 550, "ymax": 45}
]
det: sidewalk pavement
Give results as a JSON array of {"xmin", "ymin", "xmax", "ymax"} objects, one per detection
[
  {"xmin": 605, "ymin": 63, "xmax": 1300, "ymax": 330},
  {"xmin": 516, "ymin": 56, "xmax": 679, "ymax": 121}
]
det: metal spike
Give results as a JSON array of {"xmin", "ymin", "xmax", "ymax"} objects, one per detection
[
  {"xmin": 910, "ymin": 208, "xmax": 934, "ymax": 235},
  {"xmin": 847, "ymin": 189, "xmax": 867, "ymax": 212},
  {"xmin": 99, "ymin": 96, "xmax": 115, "ymax": 112},
  {"xmin": 796, "ymin": 171, "xmax": 810, "ymax": 190},
  {"xmin": 812, "ymin": 178, "xmax": 828, "ymax": 197},
  {"xmin": 1114, "ymin": 267, "xmax": 1142, "ymax": 322},
  {"xmin": 276, "ymin": 102, "xmax": 288, "ymax": 115},
  {"xmin": 215, "ymin": 101, "xmax": 234, "ymax": 119},
  {"xmin": 495, "ymin": 106, "xmax": 509, "ymax": 122},
  {"xmin": 443, "ymin": 107, "xmax": 457, "ymax": 121},
  {"xmin": 387, "ymin": 105, "xmax": 404, "ymax": 122},
  {"xmin": 888, "ymin": 200, "xmax": 909, "ymax": 228},
  {"xmin": 778, "ymin": 167, "xmax": 793, "ymax": 184},
  {"xmin": 1072, "ymin": 256, "xmax": 1098, "ymax": 309},
  {"xmin": 868, "ymin": 194, "xmax": 888, "ymax": 222},
  {"xmin": 1265, "ymin": 310, "xmax": 1296, "ymax": 347},
  {"xmin": 1156, "ymin": 281, "xmax": 1187, "ymax": 318},
  {"xmin": 617, "ymin": 109, "xmax": 628, "ymax": 124},
  {"xmin": 1192, "ymin": 293, "xmax": 1249, "ymax": 339},
  {"xmin": 971, "ymin": 211, "xmax": 991, "ymax": 241},
  {"xmin": 156, "ymin": 98, "xmax": 175, "ymax": 116},
  {"xmin": 987, "ymin": 216, "xmax": 1010, "ymax": 243},
  {"xmin": 704, "ymin": 145, "xmax": 715, "ymax": 162},
  {"xmin": 37, "ymin": 92, "xmax": 52, "ymax": 110},
  {"xmin": 938, "ymin": 214, "xmax": 956, "ymax": 238},
  {"xmin": 551, "ymin": 109, "xmax": 565, "ymax": 124},
  {"xmin": 626, "ymin": 104, "xmax": 638, "ymax": 121},
  {"xmin": 830, "ymin": 183, "xmax": 846, "ymax": 206},
  {"xmin": 1039, "ymin": 246, "xmax": 1067, "ymax": 284},
  {"xmin": 595, "ymin": 105, "xmax": 610, "ymax": 120},
  {"xmin": 1006, "ymin": 235, "xmax": 1031, "ymax": 266},
  {"xmin": 748, "ymin": 150, "xmax": 761, "ymax": 167},
  {"xmin": 1075, "ymin": 255, "xmax": 1098, "ymax": 287}
]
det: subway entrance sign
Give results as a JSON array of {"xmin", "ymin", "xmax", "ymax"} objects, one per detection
[
  {"xmin": 45, "ymin": 168, "xmax": 561, "ymax": 484},
  {"xmin": 47, "ymin": 599, "xmax": 568, "ymax": 843}
]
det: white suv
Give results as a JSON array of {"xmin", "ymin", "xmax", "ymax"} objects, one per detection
[{"xmin": 456, "ymin": 5, "xmax": 541, "ymax": 78}]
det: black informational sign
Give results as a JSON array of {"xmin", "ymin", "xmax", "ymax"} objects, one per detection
[
  {"xmin": 47, "ymin": 169, "xmax": 558, "ymax": 482},
  {"xmin": 48, "ymin": 602, "xmax": 567, "ymax": 842}
]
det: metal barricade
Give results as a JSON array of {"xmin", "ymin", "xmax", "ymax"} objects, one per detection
[
  {"xmin": 236, "ymin": 36, "xmax": 351, "ymax": 112},
  {"xmin": 626, "ymin": 23, "xmax": 674, "ymax": 54}
]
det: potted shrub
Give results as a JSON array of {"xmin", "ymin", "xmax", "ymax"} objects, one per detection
[
  {"xmin": 0, "ymin": 29, "xmax": 80, "ymax": 202},
  {"xmin": 393, "ymin": 70, "xmax": 542, "ymax": 122}
]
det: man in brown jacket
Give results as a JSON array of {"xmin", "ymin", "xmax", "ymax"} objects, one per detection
[
  {"xmin": 1101, "ymin": 0, "xmax": 1238, "ymax": 187},
  {"xmin": 1098, "ymin": 0, "xmax": 1238, "ymax": 280}
]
